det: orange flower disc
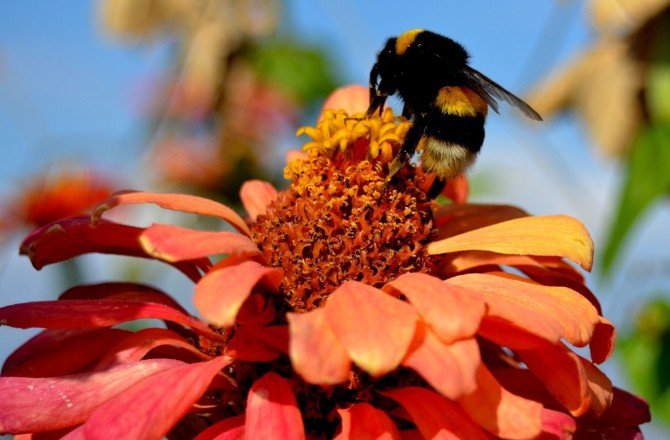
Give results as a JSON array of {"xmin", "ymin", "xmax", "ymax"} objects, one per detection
[{"xmin": 251, "ymin": 109, "xmax": 437, "ymax": 311}]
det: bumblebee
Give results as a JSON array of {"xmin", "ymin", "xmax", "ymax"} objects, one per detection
[{"xmin": 367, "ymin": 29, "xmax": 542, "ymax": 197}]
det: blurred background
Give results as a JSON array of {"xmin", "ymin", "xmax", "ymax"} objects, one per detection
[{"xmin": 1, "ymin": 1, "xmax": 669, "ymax": 438}]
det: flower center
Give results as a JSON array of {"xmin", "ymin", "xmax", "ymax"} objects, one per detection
[{"xmin": 250, "ymin": 109, "xmax": 438, "ymax": 311}]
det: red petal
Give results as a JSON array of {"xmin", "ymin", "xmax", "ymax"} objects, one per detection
[
  {"xmin": 383, "ymin": 387, "xmax": 488, "ymax": 440},
  {"xmin": 540, "ymin": 409, "xmax": 576, "ymax": 439},
  {"xmin": 383, "ymin": 273, "xmax": 485, "ymax": 343},
  {"xmin": 194, "ymin": 415, "xmax": 245, "ymax": 440},
  {"xmin": 61, "ymin": 426, "xmax": 85, "ymax": 439},
  {"xmin": 458, "ymin": 363, "xmax": 543, "ymax": 439},
  {"xmin": 447, "ymin": 274, "xmax": 599, "ymax": 347},
  {"xmin": 83, "ymin": 357, "xmax": 231, "ymax": 440},
  {"xmin": 287, "ymin": 309, "xmax": 351, "ymax": 384},
  {"xmin": 0, "ymin": 359, "xmax": 184, "ymax": 433},
  {"xmin": 194, "ymin": 259, "xmax": 282, "ymax": 327},
  {"xmin": 245, "ymin": 372, "xmax": 305, "ymax": 440},
  {"xmin": 92, "ymin": 191, "xmax": 250, "ymax": 235},
  {"xmin": 59, "ymin": 282, "xmax": 186, "ymax": 311},
  {"xmin": 3, "ymin": 328, "xmax": 129, "ymax": 377},
  {"xmin": 225, "ymin": 326, "xmax": 282, "ymax": 362},
  {"xmin": 576, "ymin": 425, "xmax": 643, "ymax": 439},
  {"xmin": 93, "ymin": 328, "xmax": 210, "ymax": 370},
  {"xmin": 401, "ymin": 324, "xmax": 479, "ymax": 399},
  {"xmin": 240, "ymin": 180, "xmax": 277, "ymax": 221},
  {"xmin": 242, "ymin": 325, "xmax": 289, "ymax": 353},
  {"xmin": 324, "ymin": 281, "xmax": 418, "ymax": 377},
  {"xmin": 19, "ymin": 217, "xmax": 207, "ymax": 282},
  {"xmin": 0, "ymin": 300, "xmax": 224, "ymax": 342},
  {"xmin": 140, "ymin": 224, "xmax": 262, "ymax": 262},
  {"xmin": 3, "ymin": 329, "xmax": 110, "ymax": 375},
  {"xmin": 429, "ymin": 215, "xmax": 593, "ymax": 271},
  {"xmin": 590, "ymin": 317, "xmax": 615, "ymax": 364},
  {"xmin": 336, "ymin": 403, "xmax": 401, "ymax": 440},
  {"xmin": 596, "ymin": 388, "xmax": 651, "ymax": 426}
]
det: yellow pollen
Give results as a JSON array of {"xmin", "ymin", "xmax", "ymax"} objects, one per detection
[
  {"xmin": 395, "ymin": 29, "xmax": 424, "ymax": 55},
  {"xmin": 295, "ymin": 108, "xmax": 409, "ymax": 167}
]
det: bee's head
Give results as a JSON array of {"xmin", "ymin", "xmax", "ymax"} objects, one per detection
[{"xmin": 367, "ymin": 38, "xmax": 400, "ymax": 116}]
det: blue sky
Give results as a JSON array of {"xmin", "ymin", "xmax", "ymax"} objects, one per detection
[{"xmin": 0, "ymin": 1, "xmax": 668, "ymax": 437}]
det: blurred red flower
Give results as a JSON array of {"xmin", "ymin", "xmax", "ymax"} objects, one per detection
[{"xmin": 1, "ymin": 168, "xmax": 115, "ymax": 233}]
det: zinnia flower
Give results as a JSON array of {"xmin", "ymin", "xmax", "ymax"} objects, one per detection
[
  {"xmin": 0, "ymin": 86, "xmax": 650, "ymax": 439},
  {"xmin": 0, "ymin": 168, "xmax": 115, "ymax": 241}
]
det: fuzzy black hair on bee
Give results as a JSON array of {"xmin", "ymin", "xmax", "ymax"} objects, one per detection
[{"xmin": 368, "ymin": 29, "xmax": 542, "ymax": 198}]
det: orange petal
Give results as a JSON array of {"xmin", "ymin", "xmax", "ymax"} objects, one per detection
[
  {"xmin": 383, "ymin": 387, "xmax": 489, "ymax": 440},
  {"xmin": 335, "ymin": 403, "xmax": 401, "ymax": 440},
  {"xmin": 433, "ymin": 204, "xmax": 527, "ymax": 238},
  {"xmin": 517, "ymin": 344, "xmax": 612, "ymax": 417},
  {"xmin": 458, "ymin": 363, "xmax": 542, "ymax": 439},
  {"xmin": 240, "ymin": 180, "xmax": 277, "ymax": 222},
  {"xmin": 579, "ymin": 357, "xmax": 613, "ymax": 418},
  {"xmin": 92, "ymin": 191, "xmax": 250, "ymax": 235},
  {"xmin": 518, "ymin": 343, "xmax": 591, "ymax": 416},
  {"xmin": 442, "ymin": 251, "xmax": 584, "ymax": 285},
  {"xmin": 140, "ymin": 224, "xmax": 262, "ymax": 262},
  {"xmin": 245, "ymin": 373, "xmax": 305, "ymax": 440},
  {"xmin": 287, "ymin": 309, "xmax": 351, "ymax": 385},
  {"xmin": 477, "ymin": 317, "xmax": 550, "ymax": 350},
  {"xmin": 320, "ymin": 84, "xmax": 369, "ymax": 116},
  {"xmin": 447, "ymin": 273, "xmax": 599, "ymax": 347},
  {"xmin": 428, "ymin": 215, "xmax": 594, "ymax": 271},
  {"xmin": 324, "ymin": 281, "xmax": 418, "ymax": 377},
  {"xmin": 401, "ymin": 324, "xmax": 479, "ymax": 400},
  {"xmin": 383, "ymin": 273, "xmax": 485, "ymax": 344},
  {"xmin": 590, "ymin": 317, "xmax": 615, "ymax": 364},
  {"xmin": 441, "ymin": 173, "xmax": 469, "ymax": 204},
  {"xmin": 194, "ymin": 259, "xmax": 281, "ymax": 327}
]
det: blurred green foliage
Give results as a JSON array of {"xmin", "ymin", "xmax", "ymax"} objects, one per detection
[
  {"xmin": 601, "ymin": 126, "xmax": 670, "ymax": 272},
  {"xmin": 620, "ymin": 297, "xmax": 670, "ymax": 425},
  {"xmin": 248, "ymin": 40, "xmax": 339, "ymax": 107},
  {"xmin": 601, "ymin": 15, "xmax": 670, "ymax": 275}
]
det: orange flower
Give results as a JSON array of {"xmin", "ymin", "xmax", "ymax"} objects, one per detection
[
  {"xmin": 0, "ymin": 86, "xmax": 649, "ymax": 439},
  {"xmin": 2, "ymin": 168, "xmax": 115, "ymax": 231}
]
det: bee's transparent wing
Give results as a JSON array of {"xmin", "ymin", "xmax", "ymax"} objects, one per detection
[{"xmin": 461, "ymin": 65, "xmax": 542, "ymax": 121}]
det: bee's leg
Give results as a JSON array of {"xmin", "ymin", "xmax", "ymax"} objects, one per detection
[
  {"xmin": 426, "ymin": 177, "xmax": 447, "ymax": 199},
  {"xmin": 385, "ymin": 120, "xmax": 426, "ymax": 186}
]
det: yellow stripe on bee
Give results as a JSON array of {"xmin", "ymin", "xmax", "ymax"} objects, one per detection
[
  {"xmin": 395, "ymin": 29, "xmax": 424, "ymax": 55},
  {"xmin": 435, "ymin": 86, "xmax": 488, "ymax": 117}
]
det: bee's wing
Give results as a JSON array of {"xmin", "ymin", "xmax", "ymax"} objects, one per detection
[{"xmin": 461, "ymin": 65, "xmax": 542, "ymax": 121}]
